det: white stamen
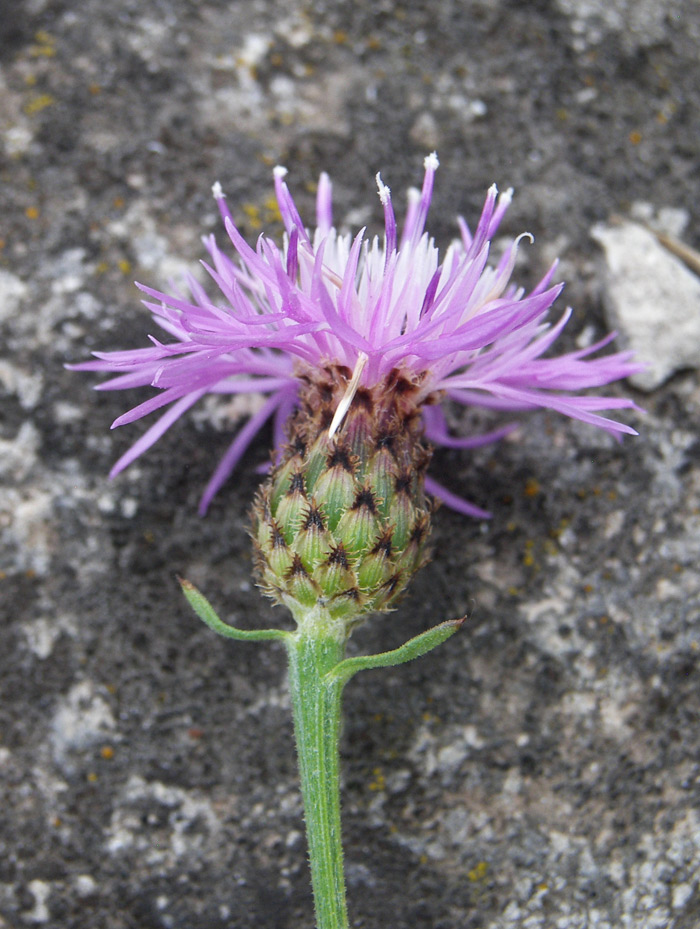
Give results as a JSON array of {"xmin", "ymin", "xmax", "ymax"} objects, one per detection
[
  {"xmin": 376, "ymin": 172, "xmax": 391, "ymax": 205},
  {"xmin": 322, "ymin": 266, "xmax": 344, "ymax": 289},
  {"xmin": 273, "ymin": 165, "xmax": 288, "ymax": 179},
  {"xmin": 328, "ymin": 352, "xmax": 369, "ymax": 439},
  {"xmin": 212, "ymin": 181, "xmax": 225, "ymax": 200},
  {"xmin": 499, "ymin": 187, "xmax": 514, "ymax": 207},
  {"xmin": 424, "ymin": 151, "xmax": 440, "ymax": 171}
]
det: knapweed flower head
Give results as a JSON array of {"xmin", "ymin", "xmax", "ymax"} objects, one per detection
[{"xmin": 72, "ymin": 154, "xmax": 640, "ymax": 627}]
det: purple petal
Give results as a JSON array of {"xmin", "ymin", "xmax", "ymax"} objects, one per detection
[
  {"xmin": 198, "ymin": 391, "xmax": 286, "ymax": 515},
  {"xmin": 109, "ymin": 389, "xmax": 207, "ymax": 477},
  {"xmin": 425, "ymin": 475, "xmax": 492, "ymax": 519},
  {"xmin": 422, "ymin": 405, "xmax": 519, "ymax": 449}
]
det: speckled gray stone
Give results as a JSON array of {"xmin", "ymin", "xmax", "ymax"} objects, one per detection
[
  {"xmin": 2, "ymin": 2, "xmax": 699, "ymax": 928},
  {"xmin": 592, "ymin": 219, "xmax": 700, "ymax": 390}
]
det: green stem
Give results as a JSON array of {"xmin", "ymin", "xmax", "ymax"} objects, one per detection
[
  {"xmin": 286, "ymin": 632, "xmax": 349, "ymax": 929},
  {"xmin": 180, "ymin": 578, "xmax": 465, "ymax": 929}
]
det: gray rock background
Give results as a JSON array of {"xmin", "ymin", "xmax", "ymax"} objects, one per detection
[{"xmin": 1, "ymin": 1, "xmax": 699, "ymax": 927}]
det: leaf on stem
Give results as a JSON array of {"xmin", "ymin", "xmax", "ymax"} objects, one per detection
[
  {"xmin": 179, "ymin": 577, "xmax": 290, "ymax": 642},
  {"xmin": 326, "ymin": 617, "xmax": 466, "ymax": 687}
]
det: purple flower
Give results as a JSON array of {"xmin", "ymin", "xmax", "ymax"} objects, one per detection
[{"xmin": 71, "ymin": 154, "xmax": 641, "ymax": 517}]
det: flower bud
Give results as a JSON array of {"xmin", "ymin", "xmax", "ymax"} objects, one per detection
[{"xmin": 252, "ymin": 364, "xmax": 434, "ymax": 632}]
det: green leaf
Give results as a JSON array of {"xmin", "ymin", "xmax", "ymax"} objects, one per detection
[
  {"xmin": 179, "ymin": 577, "xmax": 290, "ymax": 642},
  {"xmin": 326, "ymin": 617, "xmax": 466, "ymax": 687}
]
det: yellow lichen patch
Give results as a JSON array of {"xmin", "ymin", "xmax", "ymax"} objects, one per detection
[
  {"xmin": 117, "ymin": 259, "xmax": 131, "ymax": 275},
  {"xmin": 89, "ymin": 83, "xmax": 101, "ymax": 96},
  {"xmin": 549, "ymin": 516, "xmax": 571, "ymax": 539},
  {"xmin": 524, "ymin": 477, "xmax": 540, "ymax": 498},
  {"xmin": 629, "ymin": 130, "xmax": 642, "ymax": 145},
  {"xmin": 468, "ymin": 860, "xmax": 488, "ymax": 882},
  {"xmin": 263, "ymin": 194, "xmax": 282, "ymax": 223},
  {"xmin": 100, "ymin": 745, "xmax": 114, "ymax": 760},
  {"xmin": 30, "ymin": 31, "xmax": 57, "ymax": 57},
  {"xmin": 523, "ymin": 539, "xmax": 538, "ymax": 569},
  {"xmin": 95, "ymin": 261, "xmax": 109, "ymax": 275},
  {"xmin": 86, "ymin": 772, "xmax": 98, "ymax": 783},
  {"xmin": 332, "ymin": 30, "xmax": 348, "ymax": 44},
  {"xmin": 25, "ymin": 206, "xmax": 40, "ymax": 220},
  {"xmin": 24, "ymin": 94, "xmax": 55, "ymax": 116},
  {"xmin": 241, "ymin": 197, "xmax": 283, "ymax": 231},
  {"xmin": 543, "ymin": 538, "xmax": 559, "ymax": 557},
  {"xmin": 368, "ymin": 767, "xmax": 385, "ymax": 791},
  {"xmin": 242, "ymin": 203, "xmax": 262, "ymax": 230}
]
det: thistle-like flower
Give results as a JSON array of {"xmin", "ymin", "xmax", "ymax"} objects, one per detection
[{"xmin": 72, "ymin": 154, "xmax": 640, "ymax": 628}]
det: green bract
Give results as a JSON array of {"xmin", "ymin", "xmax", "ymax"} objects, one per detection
[{"xmin": 252, "ymin": 364, "xmax": 434, "ymax": 632}]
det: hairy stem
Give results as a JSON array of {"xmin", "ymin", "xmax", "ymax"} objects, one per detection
[
  {"xmin": 286, "ymin": 633, "xmax": 349, "ymax": 929},
  {"xmin": 180, "ymin": 578, "xmax": 464, "ymax": 929}
]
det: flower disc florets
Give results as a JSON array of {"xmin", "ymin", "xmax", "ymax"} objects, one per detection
[
  {"xmin": 252, "ymin": 363, "xmax": 435, "ymax": 628},
  {"xmin": 70, "ymin": 153, "xmax": 641, "ymax": 520}
]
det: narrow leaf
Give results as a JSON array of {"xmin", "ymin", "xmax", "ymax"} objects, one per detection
[
  {"xmin": 179, "ymin": 578, "xmax": 290, "ymax": 642},
  {"xmin": 326, "ymin": 617, "xmax": 465, "ymax": 686}
]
